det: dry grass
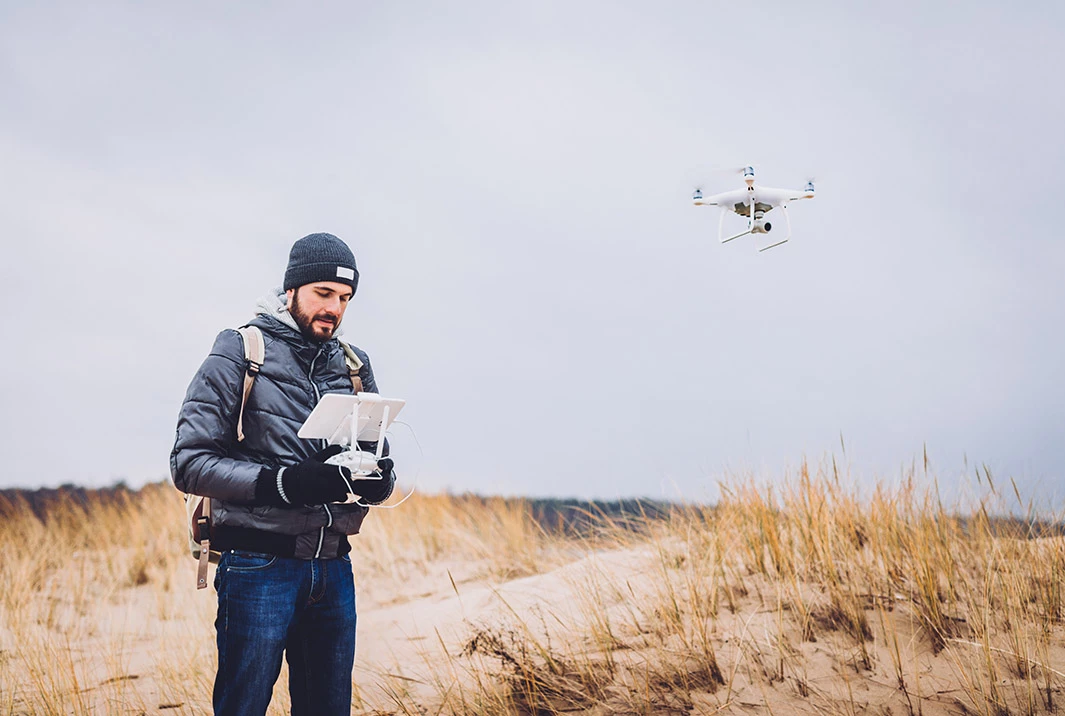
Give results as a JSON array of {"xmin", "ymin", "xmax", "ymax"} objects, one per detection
[{"xmin": 1, "ymin": 461, "xmax": 1063, "ymax": 715}]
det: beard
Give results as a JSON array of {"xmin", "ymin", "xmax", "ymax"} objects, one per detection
[{"xmin": 290, "ymin": 291, "xmax": 340, "ymax": 342}]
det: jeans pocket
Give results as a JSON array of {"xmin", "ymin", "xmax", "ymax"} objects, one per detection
[{"xmin": 225, "ymin": 550, "xmax": 278, "ymax": 572}]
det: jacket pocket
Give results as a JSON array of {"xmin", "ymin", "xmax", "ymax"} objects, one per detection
[
  {"xmin": 331, "ymin": 503, "xmax": 369, "ymax": 535},
  {"xmin": 216, "ymin": 503, "xmax": 326, "ymax": 535}
]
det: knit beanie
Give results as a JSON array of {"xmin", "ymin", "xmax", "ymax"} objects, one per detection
[{"xmin": 283, "ymin": 233, "xmax": 359, "ymax": 292}]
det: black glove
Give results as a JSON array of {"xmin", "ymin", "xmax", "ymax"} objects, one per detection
[
  {"xmin": 255, "ymin": 445, "xmax": 352, "ymax": 507},
  {"xmin": 347, "ymin": 457, "xmax": 396, "ymax": 505}
]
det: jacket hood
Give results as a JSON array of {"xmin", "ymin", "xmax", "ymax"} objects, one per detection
[{"xmin": 253, "ymin": 287, "xmax": 345, "ymax": 339}]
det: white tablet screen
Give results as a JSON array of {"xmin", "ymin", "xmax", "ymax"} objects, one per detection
[{"xmin": 297, "ymin": 393, "xmax": 406, "ymax": 444}]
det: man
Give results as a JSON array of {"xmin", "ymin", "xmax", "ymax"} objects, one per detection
[{"xmin": 171, "ymin": 232, "xmax": 394, "ymax": 715}]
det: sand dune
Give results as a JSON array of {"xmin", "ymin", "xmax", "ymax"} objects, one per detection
[{"xmin": 2, "ymin": 480, "xmax": 1063, "ymax": 714}]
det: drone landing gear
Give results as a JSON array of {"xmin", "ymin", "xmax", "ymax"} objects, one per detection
[
  {"xmin": 758, "ymin": 203, "xmax": 792, "ymax": 252},
  {"xmin": 721, "ymin": 228, "xmax": 752, "ymax": 244},
  {"xmin": 758, "ymin": 238, "xmax": 789, "ymax": 252},
  {"xmin": 718, "ymin": 199, "xmax": 753, "ymax": 244}
]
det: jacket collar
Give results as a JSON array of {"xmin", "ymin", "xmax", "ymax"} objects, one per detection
[{"xmin": 249, "ymin": 313, "xmax": 341, "ymax": 366}]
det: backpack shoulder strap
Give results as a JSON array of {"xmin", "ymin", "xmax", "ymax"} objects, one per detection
[
  {"xmin": 339, "ymin": 341, "xmax": 364, "ymax": 394},
  {"xmin": 186, "ymin": 494, "xmax": 212, "ymax": 589},
  {"xmin": 235, "ymin": 326, "xmax": 265, "ymax": 442}
]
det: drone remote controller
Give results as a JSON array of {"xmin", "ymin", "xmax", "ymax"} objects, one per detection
[
  {"xmin": 299, "ymin": 392, "xmax": 405, "ymax": 505},
  {"xmin": 325, "ymin": 449, "xmax": 381, "ymax": 476}
]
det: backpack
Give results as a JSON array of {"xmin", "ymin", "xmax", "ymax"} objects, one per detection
[{"xmin": 185, "ymin": 325, "xmax": 365, "ymax": 589}]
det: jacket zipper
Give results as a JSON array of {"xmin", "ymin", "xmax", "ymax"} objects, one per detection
[{"xmin": 308, "ymin": 347, "xmax": 329, "ymax": 559}]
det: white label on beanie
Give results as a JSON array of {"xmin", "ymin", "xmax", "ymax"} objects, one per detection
[{"xmin": 336, "ymin": 266, "xmax": 355, "ymax": 280}]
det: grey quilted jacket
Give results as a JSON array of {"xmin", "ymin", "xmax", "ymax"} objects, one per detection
[{"xmin": 170, "ymin": 289, "xmax": 379, "ymax": 558}]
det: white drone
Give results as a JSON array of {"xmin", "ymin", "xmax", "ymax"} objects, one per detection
[{"xmin": 692, "ymin": 166, "xmax": 815, "ymax": 251}]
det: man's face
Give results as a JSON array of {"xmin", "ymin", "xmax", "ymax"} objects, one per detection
[{"xmin": 287, "ymin": 282, "xmax": 353, "ymax": 342}]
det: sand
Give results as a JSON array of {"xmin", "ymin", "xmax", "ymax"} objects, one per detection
[{"xmin": 2, "ymin": 507, "xmax": 1063, "ymax": 714}]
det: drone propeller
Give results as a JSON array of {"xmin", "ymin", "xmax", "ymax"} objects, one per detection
[
  {"xmin": 686, "ymin": 163, "xmax": 754, "ymax": 187},
  {"xmin": 688, "ymin": 163, "xmax": 760, "ymax": 204}
]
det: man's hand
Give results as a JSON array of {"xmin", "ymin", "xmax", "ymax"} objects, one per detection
[
  {"xmin": 347, "ymin": 457, "xmax": 396, "ymax": 505},
  {"xmin": 255, "ymin": 445, "xmax": 352, "ymax": 507}
]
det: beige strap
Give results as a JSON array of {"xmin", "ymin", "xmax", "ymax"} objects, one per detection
[
  {"xmin": 195, "ymin": 497, "xmax": 211, "ymax": 590},
  {"xmin": 340, "ymin": 342, "xmax": 364, "ymax": 394},
  {"xmin": 235, "ymin": 326, "xmax": 265, "ymax": 442}
]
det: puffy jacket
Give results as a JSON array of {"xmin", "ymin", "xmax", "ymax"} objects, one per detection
[{"xmin": 170, "ymin": 290, "xmax": 380, "ymax": 559}]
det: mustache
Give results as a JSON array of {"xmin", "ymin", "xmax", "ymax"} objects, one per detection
[{"xmin": 312, "ymin": 313, "xmax": 338, "ymax": 325}]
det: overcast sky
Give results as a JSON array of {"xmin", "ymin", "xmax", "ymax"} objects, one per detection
[{"xmin": 2, "ymin": 1, "xmax": 1063, "ymax": 506}]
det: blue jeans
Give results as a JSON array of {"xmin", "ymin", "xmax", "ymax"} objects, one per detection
[{"xmin": 213, "ymin": 551, "xmax": 357, "ymax": 716}]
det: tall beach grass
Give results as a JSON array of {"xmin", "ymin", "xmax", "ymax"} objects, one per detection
[{"xmin": 0, "ymin": 460, "xmax": 1061, "ymax": 714}]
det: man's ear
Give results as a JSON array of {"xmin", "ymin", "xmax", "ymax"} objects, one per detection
[{"xmin": 285, "ymin": 288, "xmax": 295, "ymax": 310}]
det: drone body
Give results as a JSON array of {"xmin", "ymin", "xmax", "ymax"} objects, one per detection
[{"xmin": 692, "ymin": 166, "xmax": 815, "ymax": 251}]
